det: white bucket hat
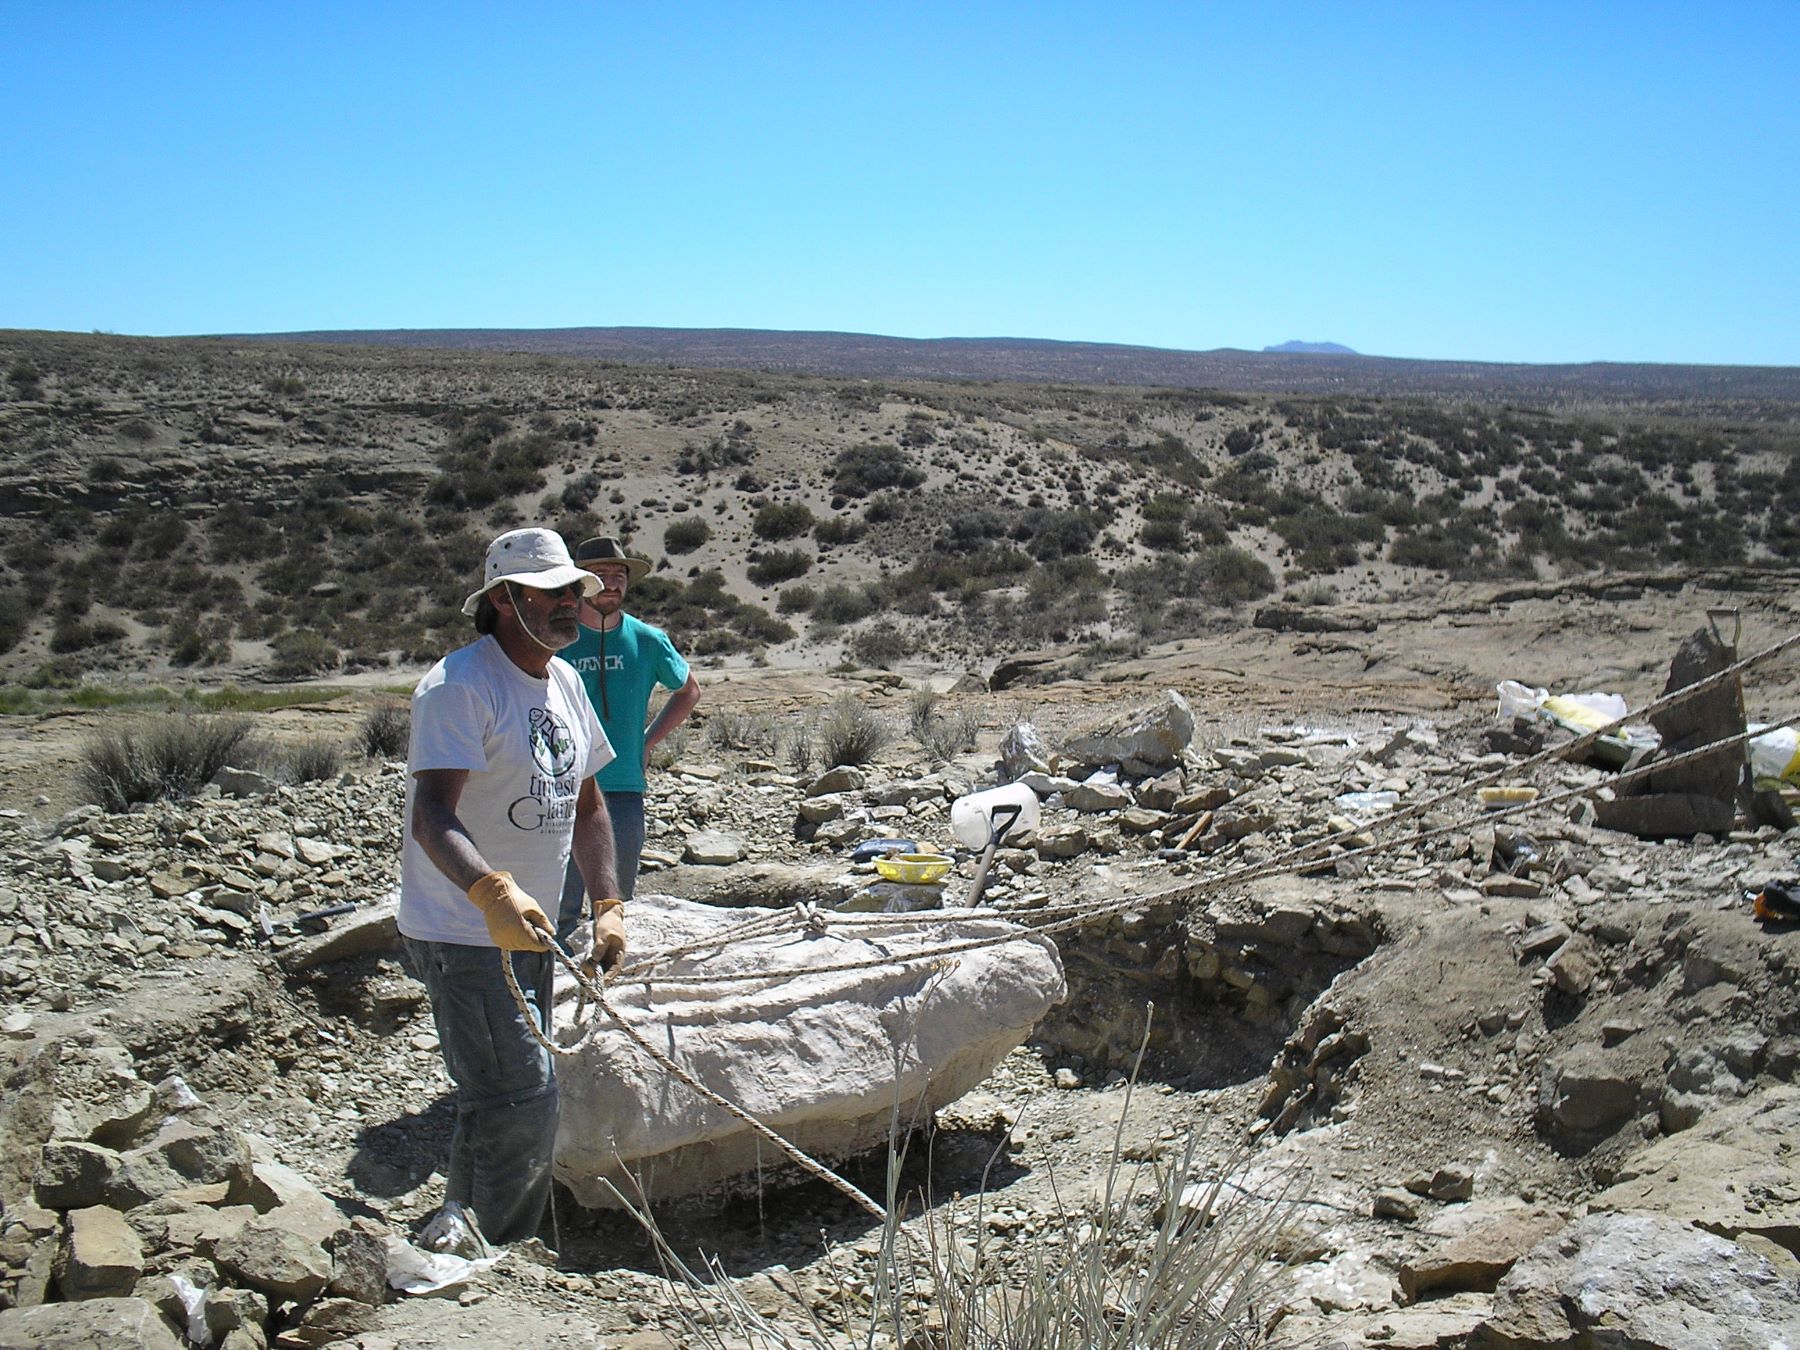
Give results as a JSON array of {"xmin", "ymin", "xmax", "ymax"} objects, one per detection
[{"xmin": 460, "ymin": 528, "xmax": 601, "ymax": 617}]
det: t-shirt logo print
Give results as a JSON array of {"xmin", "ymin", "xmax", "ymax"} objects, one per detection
[{"xmin": 527, "ymin": 707, "xmax": 577, "ymax": 777}]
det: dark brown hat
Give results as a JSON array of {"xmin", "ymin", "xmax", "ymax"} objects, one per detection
[{"xmin": 573, "ymin": 536, "xmax": 652, "ymax": 582}]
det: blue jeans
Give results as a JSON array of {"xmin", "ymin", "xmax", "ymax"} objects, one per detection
[
  {"xmin": 557, "ymin": 790, "xmax": 646, "ymax": 940},
  {"xmin": 402, "ymin": 937, "xmax": 558, "ymax": 1246}
]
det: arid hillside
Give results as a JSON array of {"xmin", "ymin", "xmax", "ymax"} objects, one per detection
[{"xmin": 0, "ymin": 329, "xmax": 1797, "ymax": 698}]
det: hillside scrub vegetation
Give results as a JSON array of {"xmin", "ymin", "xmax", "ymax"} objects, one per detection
[{"xmin": 0, "ymin": 330, "xmax": 1795, "ymax": 688}]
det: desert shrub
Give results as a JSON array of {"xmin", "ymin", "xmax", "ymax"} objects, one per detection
[
  {"xmin": 938, "ymin": 506, "xmax": 1013, "ymax": 553},
  {"xmin": 832, "ymin": 442, "xmax": 925, "ymax": 497},
  {"xmin": 863, "ymin": 494, "xmax": 903, "ymax": 524},
  {"xmin": 813, "ymin": 583, "xmax": 877, "ymax": 625},
  {"xmin": 1140, "ymin": 503, "xmax": 1188, "ymax": 552},
  {"xmin": 282, "ymin": 737, "xmax": 344, "ymax": 783},
  {"xmin": 268, "ymin": 631, "xmax": 341, "ymax": 680},
  {"xmin": 359, "ymin": 704, "xmax": 410, "ymax": 758},
  {"xmin": 752, "ymin": 502, "xmax": 816, "ymax": 541},
  {"xmin": 908, "ymin": 688, "xmax": 941, "ymax": 740},
  {"xmin": 849, "ymin": 626, "xmax": 908, "ymax": 669},
  {"xmin": 0, "ymin": 590, "xmax": 29, "ymax": 653},
  {"xmin": 663, "ymin": 518, "xmax": 710, "ymax": 554},
  {"xmin": 732, "ymin": 607, "xmax": 796, "ymax": 644},
  {"xmin": 776, "ymin": 584, "xmax": 817, "ymax": 614},
  {"xmin": 910, "ymin": 688, "xmax": 980, "ymax": 763},
  {"xmin": 6, "ymin": 363, "xmax": 43, "ymax": 400},
  {"xmin": 426, "ymin": 424, "xmax": 554, "ymax": 510},
  {"xmin": 746, "ymin": 548, "xmax": 813, "ymax": 586},
  {"xmin": 814, "ymin": 517, "xmax": 866, "ymax": 546},
  {"xmin": 703, "ymin": 710, "xmax": 780, "ymax": 757},
  {"xmin": 1389, "ymin": 524, "xmax": 1496, "ymax": 574},
  {"xmin": 782, "ymin": 718, "xmax": 817, "ymax": 774},
  {"xmin": 675, "ymin": 431, "xmax": 753, "ymax": 475},
  {"xmin": 117, "ymin": 417, "xmax": 156, "ymax": 443},
  {"xmin": 1194, "ymin": 544, "xmax": 1276, "ymax": 606},
  {"xmin": 77, "ymin": 715, "xmax": 256, "ymax": 811},
  {"xmin": 1272, "ymin": 503, "xmax": 1384, "ymax": 575},
  {"xmin": 51, "ymin": 618, "xmax": 125, "ymax": 653},
  {"xmin": 818, "ymin": 691, "xmax": 891, "ymax": 767},
  {"xmin": 555, "ymin": 472, "xmax": 605, "ymax": 515},
  {"xmin": 1027, "ymin": 507, "xmax": 1099, "ymax": 562},
  {"xmin": 166, "ymin": 616, "xmax": 233, "ymax": 667},
  {"xmin": 1286, "ymin": 580, "xmax": 1340, "ymax": 606}
]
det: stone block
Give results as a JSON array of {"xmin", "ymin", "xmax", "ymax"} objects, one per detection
[
  {"xmin": 55, "ymin": 1205, "xmax": 144, "ymax": 1301},
  {"xmin": 0, "ymin": 1296, "xmax": 184, "ymax": 1348}
]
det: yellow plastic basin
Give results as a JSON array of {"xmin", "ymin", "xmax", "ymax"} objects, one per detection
[{"xmin": 874, "ymin": 852, "xmax": 954, "ymax": 884}]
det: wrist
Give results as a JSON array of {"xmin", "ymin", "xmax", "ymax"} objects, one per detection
[{"xmin": 593, "ymin": 897, "xmax": 625, "ymax": 917}]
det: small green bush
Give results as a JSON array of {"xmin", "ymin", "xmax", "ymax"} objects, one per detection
[
  {"xmin": 269, "ymin": 631, "xmax": 341, "ymax": 680},
  {"xmin": 359, "ymin": 704, "xmax": 410, "ymax": 758},
  {"xmin": 849, "ymin": 626, "xmax": 908, "ymax": 669},
  {"xmin": 0, "ymin": 590, "xmax": 29, "ymax": 654},
  {"xmin": 77, "ymin": 715, "xmax": 256, "ymax": 812},
  {"xmin": 283, "ymin": 737, "xmax": 344, "ymax": 783},
  {"xmin": 746, "ymin": 548, "xmax": 813, "ymax": 586},
  {"xmin": 863, "ymin": 494, "xmax": 903, "ymax": 524},
  {"xmin": 731, "ymin": 607, "xmax": 796, "ymax": 644},
  {"xmin": 818, "ymin": 691, "xmax": 891, "ymax": 766},
  {"xmin": 663, "ymin": 518, "xmax": 711, "ymax": 554},
  {"xmin": 782, "ymin": 718, "xmax": 817, "ymax": 773},
  {"xmin": 703, "ymin": 709, "xmax": 780, "ymax": 757},
  {"xmin": 752, "ymin": 502, "xmax": 816, "ymax": 541},
  {"xmin": 777, "ymin": 584, "xmax": 817, "ymax": 614},
  {"xmin": 910, "ymin": 688, "xmax": 980, "ymax": 763},
  {"xmin": 1195, "ymin": 544, "xmax": 1276, "ymax": 606},
  {"xmin": 832, "ymin": 442, "xmax": 925, "ymax": 497},
  {"xmin": 814, "ymin": 517, "xmax": 866, "ymax": 546},
  {"xmin": 813, "ymin": 583, "xmax": 877, "ymax": 625}
]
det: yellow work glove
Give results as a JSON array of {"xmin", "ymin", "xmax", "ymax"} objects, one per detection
[
  {"xmin": 582, "ymin": 899, "xmax": 627, "ymax": 980},
  {"xmin": 465, "ymin": 872, "xmax": 552, "ymax": 952}
]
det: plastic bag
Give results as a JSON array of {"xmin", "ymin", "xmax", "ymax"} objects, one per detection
[
  {"xmin": 1494, "ymin": 681, "xmax": 1659, "ymax": 765},
  {"xmin": 383, "ymin": 1234, "xmax": 499, "ymax": 1295},
  {"xmin": 1334, "ymin": 790, "xmax": 1399, "ymax": 820},
  {"xmin": 1749, "ymin": 724, "xmax": 1800, "ymax": 784}
]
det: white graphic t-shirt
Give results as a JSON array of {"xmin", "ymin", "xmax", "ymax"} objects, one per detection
[{"xmin": 399, "ymin": 636, "xmax": 614, "ymax": 946}]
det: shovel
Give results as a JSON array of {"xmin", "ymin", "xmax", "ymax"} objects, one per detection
[{"xmin": 962, "ymin": 802, "xmax": 1024, "ymax": 908}]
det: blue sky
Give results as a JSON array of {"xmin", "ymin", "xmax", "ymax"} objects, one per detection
[{"xmin": 3, "ymin": 2, "xmax": 1795, "ymax": 365}]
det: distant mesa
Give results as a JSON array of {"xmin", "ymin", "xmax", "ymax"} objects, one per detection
[{"xmin": 1264, "ymin": 340, "xmax": 1359, "ymax": 355}]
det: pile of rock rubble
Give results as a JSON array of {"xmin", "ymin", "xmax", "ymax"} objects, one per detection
[{"xmin": 5, "ymin": 680, "xmax": 1800, "ymax": 1345}]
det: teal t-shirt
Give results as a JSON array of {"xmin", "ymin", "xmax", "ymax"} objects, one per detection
[{"xmin": 562, "ymin": 613, "xmax": 690, "ymax": 793}]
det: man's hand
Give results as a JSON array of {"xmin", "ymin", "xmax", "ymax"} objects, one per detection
[
  {"xmin": 583, "ymin": 899, "xmax": 627, "ymax": 980},
  {"xmin": 466, "ymin": 872, "xmax": 552, "ymax": 952}
]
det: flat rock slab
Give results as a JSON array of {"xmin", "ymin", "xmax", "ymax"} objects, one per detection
[
  {"xmin": 0, "ymin": 1296, "xmax": 184, "ymax": 1349},
  {"xmin": 552, "ymin": 895, "xmax": 1065, "ymax": 1206},
  {"xmin": 1478, "ymin": 1210, "xmax": 1800, "ymax": 1348},
  {"xmin": 1590, "ymin": 1085, "xmax": 1800, "ymax": 1245},
  {"xmin": 682, "ymin": 831, "xmax": 746, "ymax": 865}
]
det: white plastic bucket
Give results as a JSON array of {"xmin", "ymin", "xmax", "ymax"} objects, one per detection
[{"xmin": 949, "ymin": 782, "xmax": 1041, "ymax": 849}]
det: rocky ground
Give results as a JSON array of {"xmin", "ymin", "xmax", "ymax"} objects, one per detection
[{"xmin": 4, "ymin": 581, "xmax": 1800, "ymax": 1347}]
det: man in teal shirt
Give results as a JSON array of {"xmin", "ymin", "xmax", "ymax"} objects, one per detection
[{"xmin": 556, "ymin": 536, "xmax": 702, "ymax": 940}]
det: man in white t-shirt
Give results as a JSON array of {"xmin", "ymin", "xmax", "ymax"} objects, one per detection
[{"xmin": 399, "ymin": 526, "xmax": 625, "ymax": 1248}]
